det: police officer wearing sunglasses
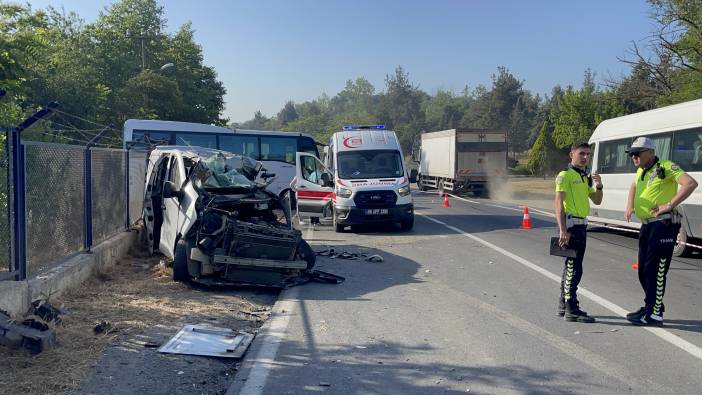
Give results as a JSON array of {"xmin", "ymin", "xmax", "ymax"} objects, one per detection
[{"xmin": 624, "ymin": 137, "xmax": 698, "ymax": 326}]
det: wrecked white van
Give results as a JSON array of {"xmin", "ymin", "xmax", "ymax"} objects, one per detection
[{"xmin": 143, "ymin": 146, "xmax": 317, "ymax": 286}]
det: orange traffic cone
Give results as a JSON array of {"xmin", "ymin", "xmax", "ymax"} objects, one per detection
[
  {"xmin": 443, "ymin": 193, "xmax": 450, "ymax": 207},
  {"xmin": 520, "ymin": 207, "xmax": 532, "ymax": 229},
  {"xmin": 631, "ymin": 260, "xmax": 639, "ymax": 270}
]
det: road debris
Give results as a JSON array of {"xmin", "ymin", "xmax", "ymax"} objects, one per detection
[
  {"xmin": 93, "ymin": 321, "xmax": 113, "ymax": 335},
  {"xmin": 32, "ymin": 300, "xmax": 68, "ymax": 324},
  {"xmin": 0, "ymin": 311, "xmax": 56, "ymax": 354},
  {"xmin": 319, "ymin": 382, "xmax": 331, "ymax": 387},
  {"xmin": 158, "ymin": 324, "xmax": 254, "ymax": 359},
  {"xmin": 366, "ymin": 254, "xmax": 384, "ymax": 263}
]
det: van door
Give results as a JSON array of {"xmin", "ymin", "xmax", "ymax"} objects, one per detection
[
  {"xmin": 159, "ymin": 154, "xmax": 184, "ymax": 260},
  {"xmin": 293, "ymin": 152, "xmax": 334, "ymax": 219}
]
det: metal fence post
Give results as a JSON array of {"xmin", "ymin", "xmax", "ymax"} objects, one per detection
[
  {"xmin": 84, "ymin": 147, "xmax": 93, "ymax": 252},
  {"xmin": 125, "ymin": 149, "xmax": 130, "ymax": 229},
  {"xmin": 10, "ymin": 128, "xmax": 27, "ymax": 280}
]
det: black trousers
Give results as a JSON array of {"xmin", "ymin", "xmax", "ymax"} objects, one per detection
[
  {"xmin": 560, "ymin": 225, "xmax": 587, "ymax": 303},
  {"xmin": 638, "ymin": 220, "xmax": 680, "ymax": 316}
]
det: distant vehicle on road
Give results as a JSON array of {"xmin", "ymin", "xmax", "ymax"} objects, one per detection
[
  {"xmin": 292, "ymin": 125, "xmax": 414, "ymax": 232},
  {"xmin": 123, "ymin": 119, "xmax": 319, "ymax": 199},
  {"xmin": 588, "ymin": 98, "xmax": 702, "ymax": 256},
  {"xmin": 412, "ymin": 128, "xmax": 508, "ymax": 197}
]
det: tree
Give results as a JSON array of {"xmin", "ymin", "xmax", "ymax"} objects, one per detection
[
  {"xmin": 527, "ymin": 121, "xmax": 565, "ymax": 176},
  {"xmin": 277, "ymin": 101, "xmax": 299, "ymax": 126}
]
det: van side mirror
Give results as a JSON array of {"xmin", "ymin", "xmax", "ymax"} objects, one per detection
[
  {"xmin": 321, "ymin": 173, "xmax": 334, "ymax": 188},
  {"xmin": 163, "ymin": 181, "xmax": 184, "ymax": 200},
  {"xmin": 409, "ymin": 169, "xmax": 418, "ymax": 184}
]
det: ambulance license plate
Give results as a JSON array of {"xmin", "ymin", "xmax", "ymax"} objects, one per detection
[{"xmin": 364, "ymin": 209, "xmax": 388, "ymax": 215}]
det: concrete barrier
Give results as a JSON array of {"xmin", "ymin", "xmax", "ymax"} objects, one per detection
[{"xmin": 0, "ymin": 229, "xmax": 139, "ymax": 317}]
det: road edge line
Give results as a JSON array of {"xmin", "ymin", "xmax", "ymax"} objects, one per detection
[
  {"xmin": 418, "ymin": 213, "xmax": 702, "ymax": 362},
  {"xmin": 227, "ymin": 286, "xmax": 301, "ymax": 395}
]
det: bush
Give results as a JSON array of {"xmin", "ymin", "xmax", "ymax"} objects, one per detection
[{"xmin": 510, "ymin": 164, "xmax": 533, "ymax": 175}]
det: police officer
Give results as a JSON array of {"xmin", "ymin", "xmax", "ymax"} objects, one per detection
[
  {"xmin": 555, "ymin": 142, "xmax": 603, "ymax": 323},
  {"xmin": 624, "ymin": 137, "xmax": 698, "ymax": 326}
]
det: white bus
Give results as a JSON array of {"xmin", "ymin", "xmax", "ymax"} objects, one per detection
[
  {"xmin": 588, "ymin": 98, "xmax": 702, "ymax": 256},
  {"xmin": 123, "ymin": 119, "xmax": 319, "ymax": 198}
]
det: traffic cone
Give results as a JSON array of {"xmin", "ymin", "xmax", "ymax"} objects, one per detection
[
  {"xmin": 443, "ymin": 193, "xmax": 450, "ymax": 207},
  {"xmin": 520, "ymin": 207, "xmax": 532, "ymax": 229},
  {"xmin": 631, "ymin": 260, "xmax": 639, "ymax": 270}
]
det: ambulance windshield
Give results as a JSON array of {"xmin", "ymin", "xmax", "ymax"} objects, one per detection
[{"xmin": 337, "ymin": 150, "xmax": 404, "ymax": 179}]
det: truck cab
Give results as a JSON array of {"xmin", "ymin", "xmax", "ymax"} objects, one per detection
[{"xmin": 293, "ymin": 125, "xmax": 414, "ymax": 232}]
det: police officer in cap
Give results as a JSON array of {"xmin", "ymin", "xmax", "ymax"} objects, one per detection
[
  {"xmin": 625, "ymin": 137, "xmax": 698, "ymax": 325},
  {"xmin": 555, "ymin": 142, "xmax": 603, "ymax": 323}
]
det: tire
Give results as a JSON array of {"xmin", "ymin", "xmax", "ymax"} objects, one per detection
[
  {"xmin": 400, "ymin": 216, "xmax": 414, "ymax": 231},
  {"xmin": 173, "ymin": 239, "xmax": 191, "ymax": 282},
  {"xmin": 297, "ymin": 239, "xmax": 316, "ymax": 270},
  {"xmin": 673, "ymin": 227, "xmax": 690, "ymax": 257},
  {"xmin": 418, "ymin": 176, "xmax": 427, "ymax": 192},
  {"xmin": 333, "ymin": 208, "xmax": 345, "ymax": 233}
]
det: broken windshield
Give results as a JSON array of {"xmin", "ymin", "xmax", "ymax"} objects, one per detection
[
  {"xmin": 199, "ymin": 153, "xmax": 258, "ymax": 189},
  {"xmin": 337, "ymin": 150, "xmax": 404, "ymax": 179}
]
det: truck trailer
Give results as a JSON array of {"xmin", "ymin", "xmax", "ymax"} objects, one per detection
[{"xmin": 413, "ymin": 128, "xmax": 508, "ymax": 196}]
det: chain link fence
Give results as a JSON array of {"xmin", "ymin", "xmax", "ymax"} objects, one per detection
[
  {"xmin": 92, "ymin": 148, "xmax": 126, "ymax": 244},
  {"xmin": 128, "ymin": 149, "xmax": 148, "ymax": 225},
  {"xmin": 25, "ymin": 142, "xmax": 86, "ymax": 275},
  {"xmin": 0, "ymin": 133, "xmax": 12, "ymax": 278}
]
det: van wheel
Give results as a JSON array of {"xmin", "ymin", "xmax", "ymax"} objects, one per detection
[
  {"xmin": 333, "ymin": 212, "xmax": 345, "ymax": 233},
  {"xmin": 297, "ymin": 240, "xmax": 316, "ymax": 270},
  {"xmin": 673, "ymin": 227, "xmax": 690, "ymax": 257},
  {"xmin": 400, "ymin": 216, "xmax": 414, "ymax": 231},
  {"xmin": 173, "ymin": 239, "xmax": 191, "ymax": 282}
]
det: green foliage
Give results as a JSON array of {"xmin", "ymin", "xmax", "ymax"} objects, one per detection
[
  {"xmin": 2, "ymin": 0, "xmax": 226, "ymax": 136},
  {"xmin": 527, "ymin": 121, "xmax": 566, "ymax": 176}
]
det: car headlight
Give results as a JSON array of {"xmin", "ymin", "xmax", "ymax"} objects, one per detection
[
  {"xmin": 336, "ymin": 186, "xmax": 352, "ymax": 198},
  {"xmin": 398, "ymin": 184, "xmax": 411, "ymax": 197}
]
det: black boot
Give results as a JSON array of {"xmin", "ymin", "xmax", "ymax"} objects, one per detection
[
  {"xmin": 564, "ymin": 300, "xmax": 595, "ymax": 323},
  {"xmin": 557, "ymin": 297, "xmax": 565, "ymax": 317}
]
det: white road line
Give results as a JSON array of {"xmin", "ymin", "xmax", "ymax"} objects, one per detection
[
  {"xmin": 419, "ymin": 213, "xmax": 702, "ymax": 362},
  {"xmin": 236, "ymin": 287, "xmax": 300, "ymax": 395}
]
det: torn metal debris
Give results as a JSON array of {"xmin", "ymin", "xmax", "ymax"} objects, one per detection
[
  {"xmin": 158, "ymin": 324, "xmax": 254, "ymax": 358},
  {"xmin": 0, "ymin": 311, "xmax": 56, "ymax": 354}
]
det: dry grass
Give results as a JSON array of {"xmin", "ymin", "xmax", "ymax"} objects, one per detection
[
  {"xmin": 507, "ymin": 177, "xmax": 554, "ymax": 196},
  {"xmin": 0, "ymin": 254, "xmax": 271, "ymax": 394}
]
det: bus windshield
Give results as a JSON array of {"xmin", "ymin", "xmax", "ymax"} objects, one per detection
[{"xmin": 337, "ymin": 150, "xmax": 404, "ymax": 179}]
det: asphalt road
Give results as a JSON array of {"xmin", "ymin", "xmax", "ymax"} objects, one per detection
[{"xmin": 230, "ymin": 191, "xmax": 702, "ymax": 395}]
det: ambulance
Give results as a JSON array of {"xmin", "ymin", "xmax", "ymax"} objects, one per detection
[{"xmin": 293, "ymin": 125, "xmax": 414, "ymax": 232}]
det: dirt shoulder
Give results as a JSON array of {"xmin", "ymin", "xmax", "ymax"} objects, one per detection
[{"xmin": 0, "ymin": 253, "xmax": 277, "ymax": 395}]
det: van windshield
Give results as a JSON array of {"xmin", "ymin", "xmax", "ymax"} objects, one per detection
[{"xmin": 337, "ymin": 150, "xmax": 404, "ymax": 179}]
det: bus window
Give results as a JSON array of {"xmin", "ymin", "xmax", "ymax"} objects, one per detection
[
  {"xmin": 132, "ymin": 130, "xmax": 172, "ymax": 147},
  {"xmin": 672, "ymin": 127, "xmax": 702, "ymax": 171},
  {"xmin": 219, "ymin": 135, "xmax": 260, "ymax": 159},
  {"xmin": 598, "ymin": 138, "xmax": 634, "ymax": 174},
  {"xmin": 649, "ymin": 133, "xmax": 672, "ymax": 160},
  {"xmin": 261, "ymin": 136, "xmax": 297, "ymax": 164},
  {"xmin": 175, "ymin": 132, "xmax": 217, "ymax": 148}
]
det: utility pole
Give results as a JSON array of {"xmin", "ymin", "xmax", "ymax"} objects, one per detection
[{"xmin": 140, "ymin": 30, "xmax": 145, "ymax": 70}]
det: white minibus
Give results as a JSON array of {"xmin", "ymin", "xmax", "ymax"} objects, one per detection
[{"xmin": 589, "ymin": 99, "xmax": 702, "ymax": 256}]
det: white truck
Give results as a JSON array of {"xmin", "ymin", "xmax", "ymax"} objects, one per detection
[{"xmin": 412, "ymin": 128, "xmax": 508, "ymax": 196}]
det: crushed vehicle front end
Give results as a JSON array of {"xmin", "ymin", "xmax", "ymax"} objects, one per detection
[{"xmin": 164, "ymin": 151, "xmax": 316, "ymax": 287}]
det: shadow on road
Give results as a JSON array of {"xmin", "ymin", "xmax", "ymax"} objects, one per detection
[{"xmin": 259, "ymin": 338, "xmax": 608, "ymax": 394}]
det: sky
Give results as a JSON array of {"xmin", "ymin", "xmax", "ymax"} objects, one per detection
[{"xmin": 25, "ymin": 0, "xmax": 657, "ymax": 123}]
